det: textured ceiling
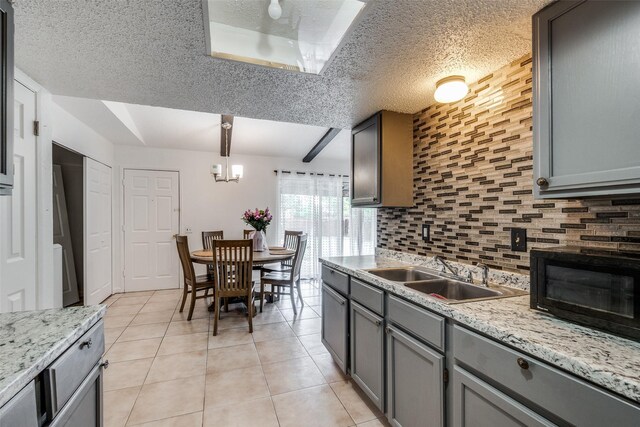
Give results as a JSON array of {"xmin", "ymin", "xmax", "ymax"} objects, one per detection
[
  {"xmin": 52, "ymin": 95, "xmax": 350, "ymax": 160},
  {"xmin": 14, "ymin": 0, "xmax": 551, "ymax": 129}
]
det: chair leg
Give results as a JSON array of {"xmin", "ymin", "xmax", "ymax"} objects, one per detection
[
  {"xmin": 247, "ymin": 293, "xmax": 254, "ymax": 333},
  {"xmin": 187, "ymin": 285, "xmax": 197, "ymax": 321},
  {"xmin": 260, "ymin": 281, "xmax": 265, "ymax": 313},
  {"xmin": 296, "ymin": 279, "xmax": 304, "ymax": 307},
  {"xmin": 179, "ymin": 283, "xmax": 188, "ymax": 312},
  {"xmin": 290, "ymin": 284, "xmax": 297, "ymax": 315},
  {"xmin": 224, "ymin": 298, "xmax": 229, "ymax": 313},
  {"xmin": 213, "ymin": 294, "xmax": 220, "ymax": 336}
]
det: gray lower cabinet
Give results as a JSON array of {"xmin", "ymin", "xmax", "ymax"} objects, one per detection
[
  {"xmin": 350, "ymin": 301, "xmax": 384, "ymax": 411},
  {"xmin": 452, "ymin": 367, "xmax": 555, "ymax": 427},
  {"xmin": 453, "ymin": 325, "xmax": 640, "ymax": 426},
  {"xmin": 0, "ymin": 381, "xmax": 38, "ymax": 427},
  {"xmin": 321, "ymin": 283, "xmax": 349, "ymax": 374},
  {"xmin": 386, "ymin": 324, "xmax": 444, "ymax": 427}
]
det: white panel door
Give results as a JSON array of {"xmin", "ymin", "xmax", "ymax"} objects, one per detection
[
  {"xmin": 84, "ymin": 158, "xmax": 112, "ymax": 305},
  {"xmin": 124, "ymin": 169, "xmax": 179, "ymax": 292},
  {"xmin": 0, "ymin": 82, "xmax": 37, "ymax": 312}
]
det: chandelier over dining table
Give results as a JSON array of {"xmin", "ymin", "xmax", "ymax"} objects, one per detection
[{"xmin": 211, "ymin": 121, "xmax": 243, "ymax": 183}]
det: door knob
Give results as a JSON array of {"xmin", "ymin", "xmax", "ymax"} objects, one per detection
[{"xmin": 536, "ymin": 177, "xmax": 549, "ymax": 187}]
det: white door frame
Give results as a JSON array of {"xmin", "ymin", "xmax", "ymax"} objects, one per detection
[{"xmin": 120, "ymin": 168, "xmax": 181, "ymax": 291}]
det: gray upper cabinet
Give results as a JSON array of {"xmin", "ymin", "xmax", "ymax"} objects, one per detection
[
  {"xmin": 386, "ymin": 325, "xmax": 444, "ymax": 427},
  {"xmin": 350, "ymin": 301, "xmax": 385, "ymax": 411},
  {"xmin": 0, "ymin": 0, "xmax": 14, "ymax": 196},
  {"xmin": 351, "ymin": 110, "xmax": 413, "ymax": 207},
  {"xmin": 533, "ymin": 1, "xmax": 640, "ymax": 198}
]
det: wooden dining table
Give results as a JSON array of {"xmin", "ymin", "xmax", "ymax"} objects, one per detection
[
  {"xmin": 190, "ymin": 247, "xmax": 295, "ymax": 266},
  {"xmin": 191, "ymin": 247, "xmax": 295, "ymax": 309}
]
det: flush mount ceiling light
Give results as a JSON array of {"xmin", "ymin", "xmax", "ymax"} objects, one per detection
[
  {"xmin": 268, "ymin": 0, "xmax": 282, "ymax": 20},
  {"xmin": 434, "ymin": 76, "xmax": 469, "ymax": 104}
]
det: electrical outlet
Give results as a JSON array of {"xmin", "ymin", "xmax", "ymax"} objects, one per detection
[
  {"xmin": 185, "ymin": 227, "xmax": 193, "ymax": 234},
  {"xmin": 511, "ymin": 228, "xmax": 527, "ymax": 252},
  {"xmin": 422, "ymin": 224, "xmax": 431, "ymax": 242}
]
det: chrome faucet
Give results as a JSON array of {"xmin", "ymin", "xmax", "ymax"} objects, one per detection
[
  {"xmin": 434, "ymin": 256, "xmax": 467, "ymax": 281},
  {"xmin": 476, "ymin": 263, "xmax": 490, "ymax": 287}
]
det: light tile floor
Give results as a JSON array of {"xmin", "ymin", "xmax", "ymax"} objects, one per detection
[{"xmin": 102, "ymin": 281, "xmax": 391, "ymax": 427}]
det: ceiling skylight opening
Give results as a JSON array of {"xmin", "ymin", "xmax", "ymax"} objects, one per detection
[{"xmin": 203, "ymin": 0, "xmax": 367, "ymax": 74}]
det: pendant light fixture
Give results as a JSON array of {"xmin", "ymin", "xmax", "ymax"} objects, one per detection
[
  {"xmin": 212, "ymin": 121, "xmax": 243, "ymax": 183},
  {"xmin": 268, "ymin": 0, "xmax": 282, "ymax": 20},
  {"xmin": 434, "ymin": 75, "xmax": 469, "ymax": 103}
]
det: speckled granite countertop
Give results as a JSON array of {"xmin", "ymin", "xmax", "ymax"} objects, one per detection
[
  {"xmin": 320, "ymin": 255, "xmax": 640, "ymax": 404},
  {"xmin": 0, "ymin": 306, "xmax": 105, "ymax": 408}
]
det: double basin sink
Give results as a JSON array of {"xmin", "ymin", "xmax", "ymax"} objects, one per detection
[{"xmin": 365, "ymin": 267, "xmax": 527, "ymax": 304}]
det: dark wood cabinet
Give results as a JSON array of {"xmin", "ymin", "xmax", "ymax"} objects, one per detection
[
  {"xmin": 0, "ymin": 0, "xmax": 14, "ymax": 196},
  {"xmin": 351, "ymin": 111, "xmax": 413, "ymax": 207}
]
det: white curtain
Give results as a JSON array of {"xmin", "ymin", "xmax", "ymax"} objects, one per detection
[{"xmin": 276, "ymin": 171, "xmax": 377, "ymax": 279}]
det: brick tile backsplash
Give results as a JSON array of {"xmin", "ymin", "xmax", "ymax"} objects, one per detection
[{"xmin": 377, "ymin": 53, "xmax": 640, "ymax": 274}]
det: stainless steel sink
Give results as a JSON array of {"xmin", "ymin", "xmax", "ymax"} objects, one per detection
[
  {"xmin": 405, "ymin": 279, "xmax": 527, "ymax": 303},
  {"xmin": 366, "ymin": 267, "xmax": 441, "ymax": 282},
  {"xmin": 365, "ymin": 266, "xmax": 527, "ymax": 303}
]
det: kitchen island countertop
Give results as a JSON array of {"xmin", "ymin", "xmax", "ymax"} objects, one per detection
[{"xmin": 0, "ymin": 305, "xmax": 105, "ymax": 408}]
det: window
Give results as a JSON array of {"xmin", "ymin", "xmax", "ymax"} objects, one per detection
[{"xmin": 276, "ymin": 172, "xmax": 376, "ymax": 279}]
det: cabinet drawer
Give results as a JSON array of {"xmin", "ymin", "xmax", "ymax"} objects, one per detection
[
  {"xmin": 453, "ymin": 326, "xmax": 640, "ymax": 427},
  {"xmin": 387, "ymin": 295, "xmax": 444, "ymax": 351},
  {"xmin": 0, "ymin": 381, "xmax": 38, "ymax": 427},
  {"xmin": 321, "ymin": 265, "xmax": 349, "ymax": 295},
  {"xmin": 351, "ymin": 278, "xmax": 384, "ymax": 316},
  {"xmin": 44, "ymin": 321, "xmax": 104, "ymax": 417}
]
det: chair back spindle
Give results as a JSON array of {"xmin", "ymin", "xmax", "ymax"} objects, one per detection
[
  {"xmin": 290, "ymin": 234, "xmax": 308, "ymax": 281},
  {"xmin": 282, "ymin": 230, "xmax": 303, "ymax": 268},
  {"xmin": 202, "ymin": 230, "xmax": 224, "ymax": 250},
  {"xmin": 176, "ymin": 235, "xmax": 196, "ymax": 285},
  {"xmin": 212, "ymin": 239, "xmax": 254, "ymax": 295}
]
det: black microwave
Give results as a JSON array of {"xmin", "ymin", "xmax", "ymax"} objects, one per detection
[{"xmin": 531, "ymin": 247, "xmax": 640, "ymax": 341}]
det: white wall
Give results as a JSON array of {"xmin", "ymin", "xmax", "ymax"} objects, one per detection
[
  {"xmin": 51, "ymin": 101, "xmax": 115, "ymax": 166},
  {"xmin": 113, "ymin": 145, "xmax": 349, "ymax": 292}
]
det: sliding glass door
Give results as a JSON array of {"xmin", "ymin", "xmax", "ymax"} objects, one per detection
[{"xmin": 276, "ymin": 172, "xmax": 376, "ymax": 279}]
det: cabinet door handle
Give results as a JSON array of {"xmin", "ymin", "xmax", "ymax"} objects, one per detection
[
  {"xmin": 385, "ymin": 326, "xmax": 392, "ymax": 334},
  {"xmin": 338, "ymin": 299, "xmax": 345, "ymax": 306},
  {"xmin": 517, "ymin": 357, "xmax": 529, "ymax": 370},
  {"xmin": 536, "ymin": 177, "xmax": 549, "ymax": 187},
  {"xmin": 375, "ymin": 319, "xmax": 381, "ymax": 327},
  {"xmin": 80, "ymin": 339, "xmax": 93, "ymax": 350},
  {"xmin": 101, "ymin": 360, "xmax": 110, "ymax": 370}
]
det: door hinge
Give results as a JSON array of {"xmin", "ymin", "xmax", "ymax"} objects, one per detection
[
  {"xmin": 33, "ymin": 120, "xmax": 40, "ymax": 136},
  {"xmin": 443, "ymin": 368, "xmax": 449, "ymax": 384}
]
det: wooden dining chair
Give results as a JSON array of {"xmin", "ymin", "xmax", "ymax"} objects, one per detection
[
  {"xmin": 243, "ymin": 229, "xmax": 254, "ymax": 239},
  {"xmin": 211, "ymin": 239, "xmax": 256, "ymax": 335},
  {"xmin": 260, "ymin": 234, "xmax": 307, "ymax": 314},
  {"xmin": 202, "ymin": 230, "xmax": 224, "ymax": 277},
  {"xmin": 262, "ymin": 230, "xmax": 303, "ymax": 274},
  {"xmin": 176, "ymin": 235, "xmax": 215, "ymax": 320}
]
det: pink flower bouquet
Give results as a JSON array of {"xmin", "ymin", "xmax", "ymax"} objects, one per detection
[{"xmin": 242, "ymin": 208, "xmax": 273, "ymax": 232}]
